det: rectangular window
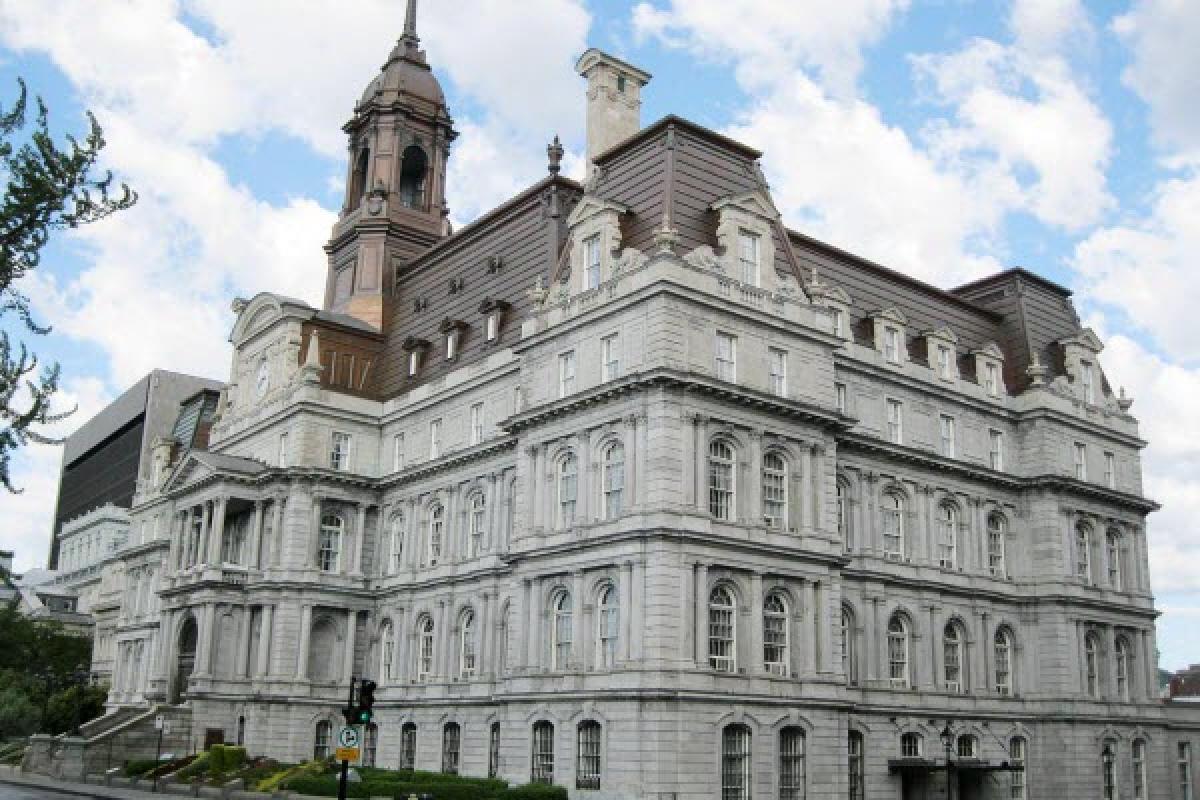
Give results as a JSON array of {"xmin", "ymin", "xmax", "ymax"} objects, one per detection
[
  {"xmin": 278, "ymin": 432, "xmax": 289, "ymax": 467},
  {"xmin": 886, "ymin": 399, "xmax": 903, "ymax": 444},
  {"xmin": 400, "ymin": 724, "xmax": 417, "ymax": 770},
  {"xmin": 769, "ymin": 347, "xmax": 787, "ymax": 397},
  {"xmin": 1010, "ymin": 738, "xmax": 1027, "ymax": 800},
  {"xmin": 937, "ymin": 344, "xmax": 953, "ymax": 379},
  {"xmin": 486, "ymin": 313, "xmax": 499, "ymax": 342},
  {"xmin": 779, "ymin": 728, "xmax": 805, "ymax": 800},
  {"xmin": 738, "ymin": 230, "xmax": 760, "ymax": 286},
  {"xmin": 442, "ymin": 724, "xmax": 460, "ymax": 775},
  {"xmin": 392, "ymin": 433, "xmax": 405, "ymax": 472},
  {"xmin": 558, "ymin": 351, "xmax": 576, "ymax": 397},
  {"xmin": 1183, "ymin": 743, "xmax": 1196, "ymax": 800},
  {"xmin": 1074, "ymin": 442, "xmax": 1088, "ymax": 480},
  {"xmin": 716, "ymin": 333, "xmax": 737, "ymax": 382},
  {"xmin": 576, "ymin": 723, "xmax": 602, "ymax": 790},
  {"xmin": 408, "ymin": 350, "xmax": 420, "ymax": 377},
  {"xmin": 989, "ymin": 429, "xmax": 1004, "ymax": 471},
  {"xmin": 532, "ymin": 723, "xmax": 555, "ymax": 784},
  {"xmin": 488, "ymin": 723, "xmax": 500, "ymax": 779},
  {"xmin": 985, "ymin": 361, "xmax": 1000, "ymax": 397},
  {"xmin": 884, "ymin": 327, "xmax": 900, "ymax": 363},
  {"xmin": 1133, "ymin": 740, "xmax": 1147, "ymax": 800},
  {"xmin": 602, "ymin": 334, "xmax": 620, "ymax": 382},
  {"xmin": 429, "ymin": 418, "xmax": 442, "ymax": 460},
  {"xmin": 1105, "ymin": 452, "xmax": 1116, "ymax": 488},
  {"xmin": 940, "ymin": 415, "xmax": 956, "ymax": 458},
  {"xmin": 584, "ymin": 234, "xmax": 601, "ymax": 290},
  {"xmin": 1082, "ymin": 362, "xmax": 1096, "ymax": 404},
  {"xmin": 832, "ymin": 308, "xmax": 845, "ymax": 338},
  {"xmin": 836, "ymin": 383, "xmax": 847, "ymax": 413},
  {"xmin": 330, "ymin": 432, "xmax": 351, "ymax": 471},
  {"xmin": 848, "ymin": 733, "xmax": 865, "ymax": 800},
  {"xmin": 470, "ymin": 403, "xmax": 484, "ymax": 445}
]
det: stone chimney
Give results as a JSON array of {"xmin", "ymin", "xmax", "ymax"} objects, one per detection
[{"xmin": 575, "ymin": 48, "xmax": 652, "ymax": 173}]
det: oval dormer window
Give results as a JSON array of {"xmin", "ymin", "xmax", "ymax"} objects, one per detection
[{"xmin": 399, "ymin": 146, "xmax": 428, "ymax": 210}]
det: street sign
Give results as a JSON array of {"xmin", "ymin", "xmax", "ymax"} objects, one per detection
[
  {"xmin": 337, "ymin": 726, "xmax": 360, "ymax": 748},
  {"xmin": 154, "ymin": 714, "xmax": 165, "ymax": 730},
  {"xmin": 335, "ymin": 747, "xmax": 360, "ymax": 762}
]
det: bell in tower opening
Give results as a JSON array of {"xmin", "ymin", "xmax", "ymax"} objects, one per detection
[{"xmin": 323, "ymin": 0, "xmax": 457, "ymax": 330}]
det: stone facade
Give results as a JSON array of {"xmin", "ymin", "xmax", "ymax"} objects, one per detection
[{"xmin": 87, "ymin": 8, "xmax": 1200, "ymax": 800}]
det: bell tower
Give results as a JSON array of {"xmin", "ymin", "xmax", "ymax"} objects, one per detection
[{"xmin": 324, "ymin": 0, "xmax": 457, "ymax": 329}]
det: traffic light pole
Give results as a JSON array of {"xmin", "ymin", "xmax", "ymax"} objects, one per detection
[{"xmin": 338, "ymin": 676, "xmax": 355, "ymax": 800}]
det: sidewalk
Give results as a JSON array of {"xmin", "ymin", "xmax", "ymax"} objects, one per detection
[{"xmin": 0, "ymin": 766, "xmax": 307, "ymax": 800}]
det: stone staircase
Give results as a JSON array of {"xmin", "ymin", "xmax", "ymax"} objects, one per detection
[{"xmin": 24, "ymin": 704, "xmax": 193, "ymax": 781}]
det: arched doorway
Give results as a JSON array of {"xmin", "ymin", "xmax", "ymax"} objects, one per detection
[{"xmin": 172, "ymin": 617, "xmax": 198, "ymax": 704}]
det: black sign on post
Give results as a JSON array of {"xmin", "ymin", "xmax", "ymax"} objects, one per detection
[{"xmin": 337, "ymin": 676, "xmax": 356, "ymax": 800}]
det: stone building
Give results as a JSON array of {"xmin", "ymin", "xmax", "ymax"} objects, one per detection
[{"xmin": 80, "ymin": 4, "xmax": 1200, "ymax": 798}]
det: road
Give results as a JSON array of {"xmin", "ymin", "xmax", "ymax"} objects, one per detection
[{"xmin": 0, "ymin": 785, "xmax": 100, "ymax": 799}]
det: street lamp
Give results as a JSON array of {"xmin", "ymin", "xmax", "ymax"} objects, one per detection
[
  {"xmin": 940, "ymin": 723, "xmax": 956, "ymax": 800},
  {"xmin": 68, "ymin": 667, "xmax": 91, "ymax": 737}
]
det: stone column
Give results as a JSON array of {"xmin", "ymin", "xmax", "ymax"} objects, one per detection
[
  {"xmin": 256, "ymin": 605, "xmax": 274, "ymax": 678},
  {"xmin": 520, "ymin": 578, "xmax": 533, "ymax": 669},
  {"xmin": 524, "ymin": 446, "xmax": 539, "ymax": 533},
  {"xmin": 248, "ymin": 500, "xmax": 264, "ymax": 569},
  {"xmin": 195, "ymin": 603, "xmax": 216, "ymax": 677},
  {"xmin": 747, "ymin": 431, "xmax": 763, "ymax": 526},
  {"xmin": 528, "ymin": 578, "xmax": 542, "ymax": 669},
  {"xmin": 353, "ymin": 504, "xmax": 368, "ymax": 576},
  {"xmin": 815, "ymin": 581, "xmax": 832, "ymax": 673},
  {"xmin": 155, "ymin": 608, "xmax": 175, "ymax": 680},
  {"xmin": 694, "ymin": 415, "xmax": 709, "ymax": 512},
  {"xmin": 485, "ymin": 473, "xmax": 499, "ymax": 552},
  {"xmin": 622, "ymin": 415, "xmax": 638, "ymax": 509},
  {"xmin": 533, "ymin": 445, "xmax": 547, "ymax": 530},
  {"xmin": 812, "ymin": 445, "xmax": 826, "ymax": 531},
  {"xmin": 802, "ymin": 582, "xmax": 817, "ymax": 675},
  {"xmin": 577, "ymin": 432, "xmax": 592, "ymax": 524},
  {"xmin": 1141, "ymin": 629, "xmax": 1156, "ymax": 701},
  {"xmin": 343, "ymin": 609, "xmax": 358, "ymax": 682},
  {"xmin": 235, "ymin": 605, "xmax": 252, "ymax": 679},
  {"xmin": 394, "ymin": 607, "xmax": 409, "ymax": 683},
  {"xmin": 296, "ymin": 604, "xmax": 313, "ymax": 679},
  {"xmin": 800, "ymin": 445, "xmax": 815, "ymax": 530},
  {"xmin": 406, "ymin": 497, "xmax": 420, "ymax": 569},
  {"xmin": 927, "ymin": 605, "xmax": 941, "ymax": 690},
  {"xmin": 748, "ymin": 572, "xmax": 764, "ymax": 673},
  {"xmin": 166, "ymin": 515, "xmax": 181, "ymax": 573},
  {"xmin": 631, "ymin": 560, "xmax": 645, "ymax": 661},
  {"xmin": 198, "ymin": 503, "xmax": 212, "ymax": 568},
  {"xmin": 867, "ymin": 596, "xmax": 882, "ymax": 685},
  {"xmin": 571, "ymin": 570, "xmax": 585, "ymax": 668},
  {"xmin": 635, "ymin": 412, "xmax": 648, "ymax": 506},
  {"xmin": 694, "ymin": 563, "xmax": 709, "ymax": 666},
  {"xmin": 308, "ymin": 494, "xmax": 322, "ymax": 569},
  {"xmin": 271, "ymin": 497, "xmax": 285, "ymax": 568},
  {"xmin": 437, "ymin": 599, "xmax": 450, "ymax": 679},
  {"xmin": 208, "ymin": 497, "xmax": 227, "ymax": 565},
  {"xmin": 480, "ymin": 590, "xmax": 493, "ymax": 678}
]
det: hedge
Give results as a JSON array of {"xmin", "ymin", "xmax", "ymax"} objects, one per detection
[
  {"xmin": 122, "ymin": 759, "xmax": 161, "ymax": 777},
  {"xmin": 207, "ymin": 743, "xmax": 247, "ymax": 774},
  {"xmin": 284, "ymin": 775, "xmax": 567, "ymax": 800},
  {"xmin": 497, "ymin": 786, "xmax": 568, "ymax": 800}
]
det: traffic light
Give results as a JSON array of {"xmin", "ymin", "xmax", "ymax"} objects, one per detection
[
  {"xmin": 355, "ymin": 679, "xmax": 376, "ymax": 724},
  {"xmin": 341, "ymin": 705, "xmax": 358, "ymax": 726}
]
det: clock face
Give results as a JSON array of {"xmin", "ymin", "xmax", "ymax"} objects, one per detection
[{"xmin": 255, "ymin": 361, "xmax": 270, "ymax": 398}]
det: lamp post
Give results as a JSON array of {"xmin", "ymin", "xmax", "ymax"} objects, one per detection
[
  {"xmin": 940, "ymin": 723, "xmax": 956, "ymax": 800},
  {"xmin": 68, "ymin": 667, "xmax": 92, "ymax": 737}
]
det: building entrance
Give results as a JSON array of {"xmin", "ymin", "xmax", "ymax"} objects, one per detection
[{"xmin": 171, "ymin": 618, "xmax": 197, "ymax": 704}]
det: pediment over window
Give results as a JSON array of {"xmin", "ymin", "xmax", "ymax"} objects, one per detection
[
  {"xmin": 1057, "ymin": 327, "xmax": 1104, "ymax": 354},
  {"xmin": 710, "ymin": 189, "xmax": 780, "ymax": 221},
  {"xmin": 870, "ymin": 307, "xmax": 908, "ymax": 325},
  {"xmin": 565, "ymin": 194, "xmax": 629, "ymax": 228},
  {"xmin": 922, "ymin": 325, "xmax": 959, "ymax": 344},
  {"xmin": 162, "ymin": 450, "xmax": 267, "ymax": 493},
  {"xmin": 229, "ymin": 292, "xmax": 316, "ymax": 346},
  {"xmin": 971, "ymin": 341, "xmax": 1004, "ymax": 360}
]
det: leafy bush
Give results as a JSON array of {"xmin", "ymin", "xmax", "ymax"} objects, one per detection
[
  {"xmin": 254, "ymin": 759, "xmax": 324, "ymax": 793},
  {"xmin": 122, "ymin": 759, "xmax": 161, "ymax": 777},
  {"xmin": 286, "ymin": 775, "xmax": 515, "ymax": 799},
  {"xmin": 0, "ymin": 686, "xmax": 39, "ymax": 738},
  {"xmin": 207, "ymin": 743, "xmax": 248, "ymax": 774},
  {"xmin": 174, "ymin": 751, "xmax": 209, "ymax": 780}
]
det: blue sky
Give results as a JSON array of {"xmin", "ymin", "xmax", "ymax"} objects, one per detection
[{"xmin": 2, "ymin": 0, "xmax": 1199, "ymax": 672}]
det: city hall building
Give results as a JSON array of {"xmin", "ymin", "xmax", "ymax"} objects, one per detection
[{"xmin": 80, "ymin": 3, "xmax": 1200, "ymax": 798}]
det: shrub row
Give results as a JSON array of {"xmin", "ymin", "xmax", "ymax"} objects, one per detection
[
  {"xmin": 122, "ymin": 758, "xmax": 161, "ymax": 777},
  {"xmin": 207, "ymin": 743, "xmax": 247, "ymax": 774},
  {"xmin": 284, "ymin": 774, "xmax": 566, "ymax": 800}
]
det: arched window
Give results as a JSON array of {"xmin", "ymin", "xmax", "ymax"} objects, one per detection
[
  {"xmin": 943, "ymin": 622, "xmax": 965, "ymax": 693},
  {"xmin": 1076, "ymin": 522, "xmax": 1093, "ymax": 583},
  {"xmin": 708, "ymin": 586, "xmax": 736, "ymax": 672},
  {"xmin": 428, "ymin": 504, "xmax": 444, "ymax": 566},
  {"xmin": 882, "ymin": 493, "xmax": 905, "ymax": 559},
  {"xmin": 762, "ymin": 452, "xmax": 788, "ymax": 529},
  {"xmin": 957, "ymin": 734, "xmax": 978, "ymax": 759},
  {"xmin": 469, "ymin": 494, "xmax": 486, "ymax": 558},
  {"xmin": 488, "ymin": 721, "xmax": 501, "ymax": 779},
  {"xmin": 841, "ymin": 606, "xmax": 858, "ymax": 687},
  {"xmin": 994, "ymin": 627, "xmax": 1014, "ymax": 696},
  {"xmin": 1133, "ymin": 738, "xmax": 1148, "ymax": 800},
  {"xmin": 901, "ymin": 732, "xmax": 923, "ymax": 758},
  {"xmin": 442, "ymin": 722, "xmax": 461, "ymax": 774},
  {"xmin": 577, "ymin": 720, "xmax": 602, "ymax": 790},
  {"xmin": 318, "ymin": 514, "xmax": 343, "ymax": 573},
  {"xmin": 558, "ymin": 453, "xmax": 578, "ymax": 527},
  {"xmin": 363, "ymin": 722, "xmax": 378, "ymax": 767},
  {"xmin": 531, "ymin": 721, "xmax": 555, "ymax": 784},
  {"xmin": 398, "ymin": 145, "xmax": 428, "ymax": 209},
  {"xmin": 1010, "ymin": 736, "xmax": 1027, "ymax": 800},
  {"xmin": 887, "ymin": 614, "xmax": 910, "ymax": 688},
  {"xmin": 763, "ymin": 592, "xmax": 789, "ymax": 676},
  {"xmin": 400, "ymin": 722, "xmax": 417, "ymax": 770},
  {"xmin": 380, "ymin": 621, "xmax": 395, "ymax": 682},
  {"xmin": 721, "ymin": 724, "xmax": 752, "ymax": 800},
  {"xmin": 848, "ymin": 732, "xmax": 865, "ymax": 800},
  {"xmin": 1102, "ymin": 742, "xmax": 1118, "ymax": 800},
  {"xmin": 936, "ymin": 503, "xmax": 958, "ymax": 569},
  {"xmin": 1107, "ymin": 530, "xmax": 1123, "ymax": 590},
  {"xmin": 390, "ymin": 512, "xmax": 405, "ymax": 573},
  {"xmin": 987, "ymin": 513, "xmax": 1007, "ymax": 578},
  {"xmin": 459, "ymin": 610, "xmax": 476, "ymax": 679},
  {"xmin": 314, "ymin": 720, "xmax": 332, "ymax": 760},
  {"xmin": 779, "ymin": 726, "xmax": 806, "ymax": 800},
  {"xmin": 708, "ymin": 440, "xmax": 735, "ymax": 520},
  {"xmin": 1085, "ymin": 632, "xmax": 1100, "ymax": 697},
  {"xmin": 1115, "ymin": 636, "xmax": 1132, "ymax": 701},
  {"xmin": 417, "ymin": 616, "xmax": 435, "ymax": 681},
  {"xmin": 596, "ymin": 584, "xmax": 619, "ymax": 669},
  {"xmin": 348, "ymin": 148, "xmax": 368, "ymax": 210},
  {"xmin": 552, "ymin": 590, "xmax": 573, "ymax": 670},
  {"xmin": 603, "ymin": 442, "xmax": 625, "ymax": 519}
]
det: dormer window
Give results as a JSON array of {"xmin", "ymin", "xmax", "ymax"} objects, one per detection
[
  {"xmin": 584, "ymin": 234, "xmax": 602, "ymax": 290},
  {"xmin": 832, "ymin": 308, "xmax": 845, "ymax": 338},
  {"xmin": 617, "ymin": 74, "xmax": 627, "ymax": 93},
  {"xmin": 479, "ymin": 298, "xmax": 510, "ymax": 343},
  {"xmin": 408, "ymin": 351, "xmax": 420, "ymax": 376},
  {"xmin": 937, "ymin": 345, "xmax": 953, "ymax": 380},
  {"xmin": 439, "ymin": 318, "xmax": 466, "ymax": 362},
  {"xmin": 1082, "ymin": 361, "xmax": 1095, "ymax": 404},
  {"xmin": 402, "ymin": 337, "xmax": 430, "ymax": 378},
  {"xmin": 984, "ymin": 362, "xmax": 1000, "ymax": 396},
  {"xmin": 884, "ymin": 328, "xmax": 900, "ymax": 363},
  {"xmin": 738, "ymin": 230, "xmax": 760, "ymax": 286}
]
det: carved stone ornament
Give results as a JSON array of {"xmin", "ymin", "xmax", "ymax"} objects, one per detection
[
  {"xmin": 230, "ymin": 297, "xmax": 249, "ymax": 314},
  {"xmin": 367, "ymin": 179, "xmax": 387, "ymax": 216},
  {"xmin": 683, "ymin": 245, "xmax": 724, "ymax": 272},
  {"xmin": 1118, "ymin": 386, "xmax": 1134, "ymax": 413},
  {"xmin": 611, "ymin": 247, "xmax": 648, "ymax": 276},
  {"xmin": 529, "ymin": 275, "xmax": 550, "ymax": 306}
]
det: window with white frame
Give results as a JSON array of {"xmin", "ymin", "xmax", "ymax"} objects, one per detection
[
  {"xmin": 1107, "ymin": 530, "xmax": 1123, "ymax": 590},
  {"xmin": 944, "ymin": 622, "xmax": 965, "ymax": 693},
  {"xmin": 442, "ymin": 722, "xmax": 461, "ymax": 774},
  {"xmin": 708, "ymin": 586, "xmax": 736, "ymax": 672},
  {"xmin": 470, "ymin": 403, "xmax": 483, "ymax": 445},
  {"xmin": 737, "ymin": 230, "xmax": 760, "ymax": 286},
  {"xmin": 1010, "ymin": 736, "xmax": 1027, "ymax": 800},
  {"xmin": 1115, "ymin": 636, "xmax": 1131, "ymax": 701},
  {"xmin": 886, "ymin": 399, "xmax": 903, "ymax": 444},
  {"xmin": 1105, "ymin": 452, "xmax": 1116, "ymax": 488},
  {"xmin": 1132, "ymin": 739, "xmax": 1147, "ymax": 800},
  {"xmin": 459, "ymin": 610, "xmax": 476, "ymax": 679},
  {"xmin": 488, "ymin": 722, "xmax": 500, "ymax": 779},
  {"xmin": 390, "ymin": 512, "xmax": 405, "ymax": 572},
  {"xmin": 400, "ymin": 722, "xmax": 417, "ymax": 769},
  {"xmin": 989, "ymin": 429, "xmax": 1004, "ymax": 471},
  {"xmin": 408, "ymin": 349, "xmax": 421, "ymax": 377},
  {"xmin": 279, "ymin": 432, "xmax": 289, "ymax": 467},
  {"xmin": 1102, "ymin": 743, "xmax": 1118, "ymax": 800},
  {"xmin": 603, "ymin": 442, "xmax": 624, "ymax": 519},
  {"xmin": 428, "ymin": 504, "xmax": 444, "ymax": 566},
  {"xmin": 1082, "ymin": 362, "xmax": 1096, "ymax": 405},
  {"xmin": 380, "ymin": 622, "xmax": 394, "ymax": 681},
  {"xmin": 985, "ymin": 361, "xmax": 1001, "ymax": 397},
  {"xmin": 884, "ymin": 327, "xmax": 901, "ymax": 363},
  {"xmin": 842, "ymin": 607, "xmax": 858, "ymax": 686},
  {"xmin": 486, "ymin": 313, "xmax": 499, "ymax": 342},
  {"xmin": 584, "ymin": 234, "xmax": 601, "ymax": 291},
  {"xmin": 769, "ymin": 347, "xmax": 787, "ymax": 397},
  {"xmin": 937, "ymin": 344, "xmax": 953, "ymax": 380},
  {"xmin": 393, "ymin": 433, "xmax": 405, "ymax": 471},
  {"xmin": 1076, "ymin": 523, "xmax": 1092, "ymax": 583},
  {"xmin": 958, "ymin": 735, "xmax": 978, "ymax": 759},
  {"xmin": 832, "ymin": 308, "xmax": 846, "ymax": 339},
  {"xmin": 1074, "ymin": 442, "xmax": 1088, "ymax": 480},
  {"xmin": 469, "ymin": 494, "xmax": 485, "ymax": 557},
  {"xmin": 901, "ymin": 732, "xmax": 922, "ymax": 758},
  {"xmin": 1181, "ymin": 742, "xmax": 1194, "ymax": 800},
  {"xmin": 887, "ymin": 615, "xmax": 910, "ymax": 688},
  {"xmin": 597, "ymin": 584, "xmax": 618, "ymax": 669},
  {"xmin": 532, "ymin": 721, "xmax": 555, "ymax": 784},
  {"xmin": 763, "ymin": 592, "xmax": 789, "ymax": 676},
  {"xmin": 330, "ymin": 432, "xmax": 351, "ymax": 471},
  {"xmin": 716, "ymin": 333, "xmax": 737, "ymax": 382},
  {"xmin": 987, "ymin": 513, "xmax": 1007, "ymax": 578},
  {"xmin": 882, "ymin": 493, "xmax": 905, "ymax": 560},
  {"xmin": 939, "ymin": 415, "xmax": 956, "ymax": 458},
  {"xmin": 602, "ymin": 333, "xmax": 620, "ymax": 382},
  {"xmin": 1085, "ymin": 632, "xmax": 1100, "ymax": 697},
  {"xmin": 445, "ymin": 328, "xmax": 460, "ymax": 361},
  {"xmin": 318, "ymin": 514, "xmax": 343, "ymax": 572},
  {"xmin": 417, "ymin": 617, "xmax": 435, "ymax": 680},
  {"xmin": 995, "ymin": 628, "xmax": 1013, "ymax": 696},
  {"xmin": 558, "ymin": 350, "xmax": 576, "ymax": 397},
  {"xmin": 558, "ymin": 453, "xmax": 577, "ymax": 527},
  {"xmin": 313, "ymin": 720, "xmax": 332, "ymax": 760},
  {"xmin": 779, "ymin": 727, "xmax": 805, "ymax": 800},
  {"xmin": 848, "ymin": 732, "xmax": 865, "ymax": 800},
  {"xmin": 762, "ymin": 452, "xmax": 787, "ymax": 529},
  {"xmin": 552, "ymin": 590, "xmax": 572, "ymax": 670},
  {"xmin": 937, "ymin": 503, "xmax": 958, "ymax": 569},
  {"xmin": 577, "ymin": 721, "xmax": 602, "ymax": 790},
  {"xmin": 721, "ymin": 724, "xmax": 752, "ymax": 800},
  {"xmin": 708, "ymin": 440, "xmax": 735, "ymax": 521},
  {"xmin": 429, "ymin": 418, "xmax": 442, "ymax": 460},
  {"xmin": 836, "ymin": 383, "xmax": 847, "ymax": 413}
]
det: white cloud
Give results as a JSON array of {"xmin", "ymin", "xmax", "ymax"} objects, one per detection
[
  {"xmin": 1113, "ymin": 0, "xmax": 1200, "ymax": 160},
  {"xmin": 1010, "ymin": 0, "xmax": 1091, "ymax": 55}
]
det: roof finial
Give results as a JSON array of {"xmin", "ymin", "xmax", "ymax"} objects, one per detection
[
  {"xmin": 402, "ymin": 0, "xmax": 419, "ymax": 46},
  {"xmin": 547, "ymin": 135, "xmax": 564, "ymax": 175}
]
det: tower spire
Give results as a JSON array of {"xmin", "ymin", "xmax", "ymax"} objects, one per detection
[{"xmin": 401, "ymin": 0, "xmax": 419, "ymax": 47}]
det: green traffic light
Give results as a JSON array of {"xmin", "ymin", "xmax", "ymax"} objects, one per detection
[{"xmin": 358, "ymin": 711, "xmax": 372, "ymax": 723}]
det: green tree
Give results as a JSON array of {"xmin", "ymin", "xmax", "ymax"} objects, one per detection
[{"xmin": 0, "ymin": 78, "xmax": 136, "ymax": 491}]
